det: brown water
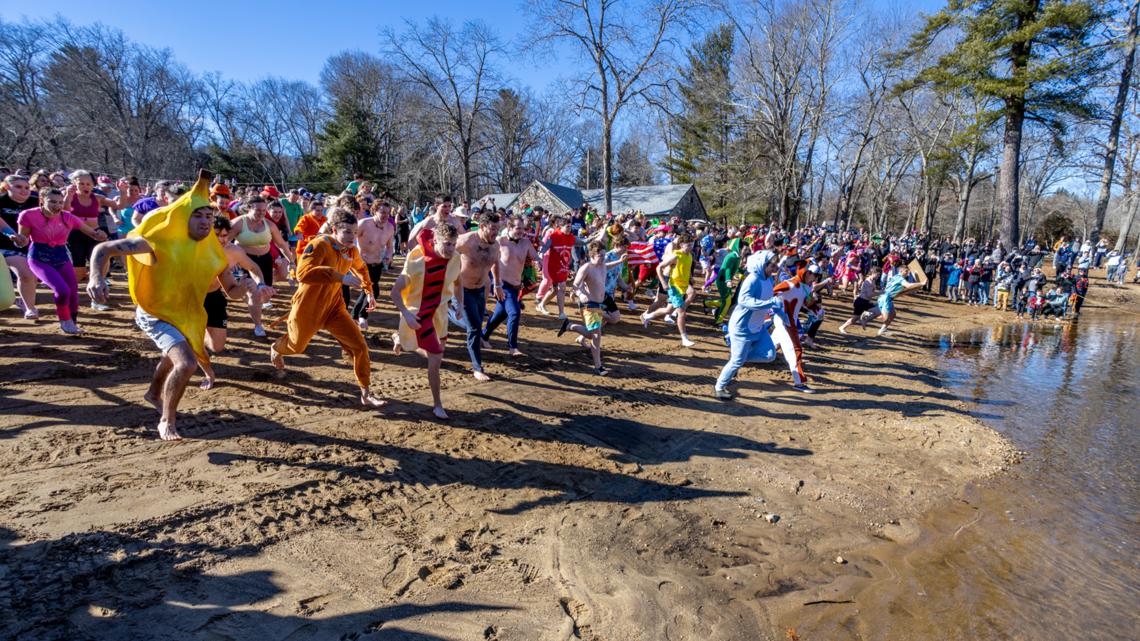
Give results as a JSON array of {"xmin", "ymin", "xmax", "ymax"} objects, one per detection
[{"xmin": 806, "ymin": 319, "xmax": 1139, "ymax": 640}]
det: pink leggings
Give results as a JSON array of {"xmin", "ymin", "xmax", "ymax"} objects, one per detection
[{"xmin": 28, "ymin": 258, "xmax": 78, "ymax": 322}]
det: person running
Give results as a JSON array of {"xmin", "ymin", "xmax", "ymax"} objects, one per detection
[
  {"xmin": 601, "ymin": 236, "xmax": 629, "ymax": 326},
  {"xmin": 270, "ymin": 208, "xmax": 386, "ymax": 408},
  {"xmin": 17, "ymin": 188, "xmax": 108, "ymax": 334},
  {"xmin": 558, "ymin": 240, "xmax": 612, "ymax": 375},
  {"xmin": 483, "ymin": 214, "xmax": 537, "ymax": 356},
  {"xmin": 391, "ymin": 224, "xmax": 463, "ymax": 420},
  {"xmin": 860, "ymin": 262, "xmax": 926, "ymax": 335},
  {"xmin": 200, "ymin": 215, "xmax": 275, "ymax": 387},
  {"xmin": 230, "ymin": 196, "xmax": 294, "ymax": 337},
  {"xmin": 536, "ymin": 215, "xmax": 576, "ymax": 318},
  {"xmin": 292, "ymin": 197, "xmax": 328, "ymax": 257},
  {"xmin": 86, "ymin": 170, "xmax": 229, "ymax": 440},
  {"xmin": 641, "ymin": 231, "xmax": 696, "ymax": 347},
  {"xmin": 0, "ymin": 174, "xmax": 41, "ymax": 319},
  {"xmin": 712, "ymin": 240, "xmax": 743, "ymax": 324},
  {"xmin": 352, "ymin": 200, "xmax": 396, "ymax": 330},
  {"xmin": 406, "ymin": 194, "xmax": 461, "ymax": 253},
  {"xmin": 713, "ymin": 250, "xmax": 787, "ymax": 400},
  {"xmin": 770, "ymin": 262, "xmax": 822, "ymax": 392},
  {"xmin": 837, "ymin": 266, "xmax": 880, "ymax": 334},
  {"xmin": 61, "ymin": 170, "xmax": 133, "ymax": 310},
  {"xmin": 455, "ymin": 211, "xmax": 501, "ymax": 381}
]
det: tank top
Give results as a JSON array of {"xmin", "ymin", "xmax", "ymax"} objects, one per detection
[
  {"xmin": 670, "ymin": 251, "xmax": 693, "ymax": 291},
  {"xmin": 70, "ymin": 193, "xmax": 101, "ymax": 220},
  {"xmin": 235, "ymin": 217, "xmax": 272, "ymax": 249}
]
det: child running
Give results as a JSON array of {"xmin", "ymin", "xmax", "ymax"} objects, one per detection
[
  {"xmin": 860, "ymin": 262, "xmax": 926, "ymax": 335},
  {"xmin": 558, "ymin": 240, "xmax": 613, "ymax": 375},
  {"xmin": 641, "ymin": 231, "xmax": 696, "ymax": 347}
]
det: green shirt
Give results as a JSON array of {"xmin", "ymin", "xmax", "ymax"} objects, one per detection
[{"xmin": 281, "ymin": 199, "xmax": 304, "ymax": 235}]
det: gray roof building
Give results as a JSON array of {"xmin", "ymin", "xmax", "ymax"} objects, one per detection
[{"xmin": 486, "ymin": 180, "xmax": 707, "ymax": 220}]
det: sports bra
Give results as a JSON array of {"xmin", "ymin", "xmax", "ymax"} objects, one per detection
[
  {"xmin": 235, "ymin": 217, "xmax": 272, "ymax": 248},
  {"xmin": 70, "ymin": 193, "xmax": 101, "ymax": 220}
]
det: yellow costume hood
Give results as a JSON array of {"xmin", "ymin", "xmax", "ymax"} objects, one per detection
[{"xmin": 128, "ymin": 170, "xmax": 227, "ymax": 363}]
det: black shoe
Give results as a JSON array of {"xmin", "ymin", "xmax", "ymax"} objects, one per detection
[
  {"xmin": 594, "ymin": 366, "xmax": 610, "ymax": 376},
  {"xmin": 557, "ymin": 318, "xmax": 570, "ymax": 337}
]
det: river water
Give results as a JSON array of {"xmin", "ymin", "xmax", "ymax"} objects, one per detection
[{"xmin": 820, "ymin": 318, "xmax": 1139, "ymax": 640}]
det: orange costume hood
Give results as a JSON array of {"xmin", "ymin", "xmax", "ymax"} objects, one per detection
[{"xmin": 127, "ymin": 170, "xmax": 227, "ymax": 363}]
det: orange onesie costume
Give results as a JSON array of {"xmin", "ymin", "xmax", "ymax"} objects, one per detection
[{"xmin": 273, "ymin": 235, "xmax": 373, "ymax": 387}]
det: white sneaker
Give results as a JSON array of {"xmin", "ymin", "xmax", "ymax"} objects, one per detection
[
  {"xmin": 626, "ymin": 300, "xmax": 637, "ymax": 311},
  {"xmin": 664, "ymin": 314, "xmax": 676, "ymax": 325},
  {"xmin": 90, "ymin": 301, "xmax": 111, "ymax": 312},
  {"xmin": 253, "ymin": 325, "xmax": 266, "ymax": 337},
  {"xmin": 640, "ymin": 312, "xmax": 650, "ymax": 328},
  {"xmin": 262, "ymin": 302, "xmax": 273, "ymax": 310},
  {"xmin": 681, "ymin": 337, "xmax": 695, "ymax": 348},
  {"xmin": 358, "ymin": 317, "xmax": 368, "ymax": 331}
]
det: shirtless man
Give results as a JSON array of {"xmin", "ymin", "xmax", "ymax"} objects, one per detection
[
  {"xmin": 352, "ymin": 200, "xmax": 397, "ymax": 329},
  {"xmin": 407, "ymin": 194, "xmax": 462, "ymax": 253},
  {"xmin": 483, "ymin": 214, "xmax": 537, "ymax": 356},
  {"xmin": 456, "ymin": 211, "xmax": 501, "ymax": 380},
  {"xmin": 557, "ymin": 240, "xmax": 612, "ymax": 376},
  {"xmin": 199, "ymin": 215, "xmax": 276, "ymax": 389}
]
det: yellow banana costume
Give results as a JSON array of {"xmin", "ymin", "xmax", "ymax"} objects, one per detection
[{"xmin": 127, "ymin": 171, "xmax": 227, "ymax": 364}]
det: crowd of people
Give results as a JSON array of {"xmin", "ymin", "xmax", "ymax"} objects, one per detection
[{"xmin": 2, "ymin": 166, "xmax": 1136, "ymax": 440}]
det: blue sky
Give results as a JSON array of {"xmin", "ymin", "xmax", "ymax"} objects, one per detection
[{"xmin": 2, "ymin": 0, "xmax": 947, "ymax": 93}]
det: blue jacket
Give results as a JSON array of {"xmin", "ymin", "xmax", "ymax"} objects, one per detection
[{"xmin": 727, "ymin": 250, "xmax": 787, "ymax": 342}]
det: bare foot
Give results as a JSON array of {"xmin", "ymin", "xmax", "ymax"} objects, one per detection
[
  {"xmin": 270, "ymin": 345, "xmax": 285, "ymax": 370},
  {"xmin": 838, "ymin": 325, "xmax": 849, "ymax": 335},
  {"xmin": 392, "ymin": 333, "xmax": 403, "ymax": 355},
  {"xmin": 157, "ymin": 419, "xmax": 182, "ymax": 441},
  {"xmin": 473, "ymin": 371, "xmax": 491, "ymax": 382},
  {"xmin": 361, "ymin": 391, "xmax": 388, "ymax": 408},
  {"xmin": 575, "ymin": 335, "xmax": 586, "ymax": 348},
  {"xmin": 432, "ymin": 406, "xmax": 449, "ymax": 420},
  {"xmin": 143, "ymin": 391, "xmax": 161, "ymax": 414},
  {"xmin": 508, "ymin": 348, "xmax": 526, "ymax": 357},
  {"xmin": 199, "ymin": 376, "xmax": 215, "ymax": 390}
]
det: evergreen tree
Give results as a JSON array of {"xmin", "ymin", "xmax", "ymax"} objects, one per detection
[
  {"xmin": 315, "ymin": 98, "xmax": 388, "ymax": 188},
  {"xmin": 663, "ymin": 24, "xmax": 736, "ymax": 217},
  {"xmin": 900, "ymin": 0, "xmax": 1105, "ymax": 248}
]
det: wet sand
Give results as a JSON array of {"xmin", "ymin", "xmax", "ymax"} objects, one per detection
[{"xmin": 2, "ymin": 272, "xmax": 1131, "ymax": 640}]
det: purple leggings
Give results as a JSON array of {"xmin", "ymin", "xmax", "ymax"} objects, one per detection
[{"xmin": 28, "ymin": 255, "xmax": 79, "ymax": 322}]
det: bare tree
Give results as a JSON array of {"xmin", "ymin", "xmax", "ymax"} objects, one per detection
[
  {"xmin": 384, "ymin": 18, "xmax": 501, "ymax": 201},
  {"xmin": 734, "ymin": 0, "xmax": 844, "ymax": 229},
  {"xmin": 1091, "ymin": 0, "xmax": 1139, "ymax": 242},
  {"xmin": 526, "ymin": 0, "xmax": 696, "ymax": 213}
]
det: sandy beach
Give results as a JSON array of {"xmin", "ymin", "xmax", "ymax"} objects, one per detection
[{"xmin": 3, "ymin": 274, "xmax": 1133, "ymax": 640}]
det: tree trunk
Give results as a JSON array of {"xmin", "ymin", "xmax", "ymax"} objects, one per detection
[
  {"xmin": 1116, "ymin": 191, "xmax": 1139, "ymax": 252},
  {"xmin": 986, "ymin": 180, "xmax": 999, "ymax": 242},
  {"xmin": 922, "ymin": 177, "xmax": 944, "ymax": 233},
  {"xmin": 998, "ymin": 99, "xmax": 1025, "ymax": 247},
  {"xmin": 1092, "ymin": 0, "xmax": 1139, "ymax": 242},
  {"xmin": 602, "ymin": 121, "xmax": 613, "ymax": 214},
  {"xmin": 953, "ymin": 177, "xmax": 973, "ymax": 243}
]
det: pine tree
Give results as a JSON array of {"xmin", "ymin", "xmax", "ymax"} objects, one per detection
[
  {"xmin": 664, "ymin": 24, "xmax": 736, "ymax": 217},
  {"xmin": 315, "ymin": 98, "xmax": 387, "ymax": 189},
  {"xmin": 900, "ymin": 0, "xmax": 1105, "ymax": 248}
]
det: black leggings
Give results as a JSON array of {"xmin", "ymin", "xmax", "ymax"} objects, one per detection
[{"xmin": 352, "ymin": 263, "xmax": 385, "ymax": 320}]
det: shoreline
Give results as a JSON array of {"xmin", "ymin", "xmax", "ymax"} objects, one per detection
[{"xmin": 1, "ymin": 280, "xmax": 1136, "ymax": 640}]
